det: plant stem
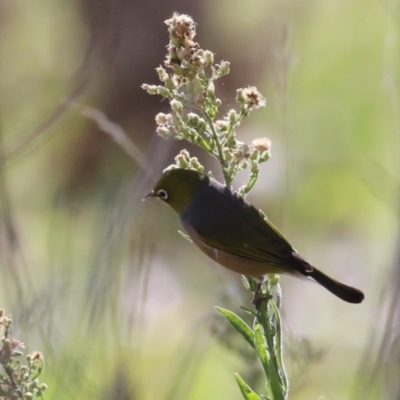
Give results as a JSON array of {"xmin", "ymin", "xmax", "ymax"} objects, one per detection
[{"xmin": 202, "ymin": 112, "xmax": 232, "ymax": 187}]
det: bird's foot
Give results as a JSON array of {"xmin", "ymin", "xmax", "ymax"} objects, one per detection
[{"xmin": 251, "ymin": 293, "xmax": 272, "ymax": 309}]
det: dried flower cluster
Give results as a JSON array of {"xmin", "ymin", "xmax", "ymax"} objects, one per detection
[
  {"xmin": 0, "ymin": 309, "xmax": 47, "ymax": 400},
  {"xmin": 143, "ymin": 12, "xmax": 271, "ymax": 192}
]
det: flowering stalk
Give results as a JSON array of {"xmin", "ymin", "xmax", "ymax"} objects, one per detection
[
  {"xmin": 142, "ymin": 13, "xmax": 270, "ymax": 191},
  {"xmin": 143, "ymin": 13, "xmax": 288, "ymax": 400},
  {"xmin": 0, "ymin": 309, "xmax": 47, "ymax": 399}
]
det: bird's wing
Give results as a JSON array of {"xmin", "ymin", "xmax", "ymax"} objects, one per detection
[
  {"xmin": 181, "ymin": 192, "xmax": 303, "ymax": 271},
  {"xmin": 200, "ymin": 217, "xmax": 295, "ymax": 265}
]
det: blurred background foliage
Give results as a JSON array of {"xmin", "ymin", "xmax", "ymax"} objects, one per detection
[{"xmin": 0, "ymin": 0, "xmax": 399, "ymax": 399}]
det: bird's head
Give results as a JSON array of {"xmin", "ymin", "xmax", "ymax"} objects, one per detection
[{"xmin": 144, "ymin": 168, "xmax": 206, "ymax": 214}]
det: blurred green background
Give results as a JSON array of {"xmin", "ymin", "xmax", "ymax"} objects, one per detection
[{"xmin": 0, "ymin": 0, "xmax": 399, "ymax": 399}]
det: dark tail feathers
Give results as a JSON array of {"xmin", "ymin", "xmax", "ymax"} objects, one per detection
[{"xmin": 309, "ymin": 267, "xmax": 364, "ymax": 304}]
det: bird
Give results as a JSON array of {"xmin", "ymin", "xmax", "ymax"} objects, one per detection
[{"xmin": 144, "ymin": 168, "xmax": 364, "ymax": 304}]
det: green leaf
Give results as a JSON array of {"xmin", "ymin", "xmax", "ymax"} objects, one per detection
[
  {"xmin": 241, "ymin": 275, "xmax": 251, "ymax": 290},
  {"xmin": 254, "ymin": 324, "xmax": 269, "ymax": 374},
  {"xmin": 270, "ymin": 299, "xmax": 288, "ymax": 392},
  {"xmin": 239, "ymin": 306, "xmax": 256, "ymax": 317},
  {"xmin": 267, "ymin": 359, "xmax": 286, "ymax": 400},
  {"xmin": 247, "ymin": 276, "xmax": 260, "ymax": 292},
  {"xmin": 235, "ymin": 373, "xmax": 262, "ymax": 400},
  {"xmin": 215, "ymin": 307, "xmax": 255, "ymax": 349},
  {"xmin": 254, "ymin": 324, "xmax": 287, "ymax": 400}
]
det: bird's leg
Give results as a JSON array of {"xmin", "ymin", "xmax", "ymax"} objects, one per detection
[
  {"xmin": 252, "ymin": 281, "xmax": 262, "ymax": 301},
  {"xmin": 251, "ymin": 276, "xmax": 272, "ymax": 309},
  {"xmin": 252, "ymin": 292, "xmax": 272, "ymax": 309}
]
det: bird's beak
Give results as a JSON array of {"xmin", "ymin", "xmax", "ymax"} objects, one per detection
[{"xmin": 142, "ymin": 191, "xmax": 156, "ymax": 201}]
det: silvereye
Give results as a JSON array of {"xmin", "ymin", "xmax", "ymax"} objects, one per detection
[{"xmin": 145, "ymin": 168, "xmax": 364, "ymax": 304}]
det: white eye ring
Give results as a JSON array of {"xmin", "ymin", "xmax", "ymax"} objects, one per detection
[{"xmin": 157, "ymin": 189, "xmax": 168, "ymax": 200}]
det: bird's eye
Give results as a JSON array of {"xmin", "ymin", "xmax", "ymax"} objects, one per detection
[{"xmin": 157, "ymin": 189, "xmax": 168, "ymax": 200}]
